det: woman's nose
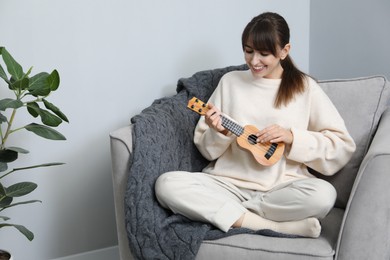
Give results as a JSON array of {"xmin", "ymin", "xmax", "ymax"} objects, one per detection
[{"xmin": 250, "ymin": 52, "xmax": 262, "ymax": 65}]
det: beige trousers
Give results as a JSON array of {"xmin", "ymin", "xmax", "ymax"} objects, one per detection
[{"xmin": 155, "ymin": 171, "xmax": 336, "ymax": 232}]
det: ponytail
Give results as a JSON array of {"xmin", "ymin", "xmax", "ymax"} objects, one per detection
[{"xmin": 275, "ymin": 56, "xmax": 307, "ymax": 108}]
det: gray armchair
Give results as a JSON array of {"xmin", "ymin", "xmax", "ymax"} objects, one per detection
[{"xmin": 110, "ymin": 71, "xmax": 390, "ymax": 260}]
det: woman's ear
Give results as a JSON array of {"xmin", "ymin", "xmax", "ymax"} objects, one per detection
[{"xmin": 280, "ymin": 43, "xmax": 291, "ymax": 60}]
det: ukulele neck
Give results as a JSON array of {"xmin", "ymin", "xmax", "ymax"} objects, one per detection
[{"xmin": 221, "ymin": 116, "xmax": 244, "ymax": 136}]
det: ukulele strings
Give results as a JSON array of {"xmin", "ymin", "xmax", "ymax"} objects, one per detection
[
  {"xmin": 191, "ymin": 102, "xmax": 276, "ymax": 156},
  {"xmin": 238, "ymin": 130, "xmax": 274, "ymax": 154},
  {"xmin": 221, "ymin": 116, "xmax": 274, "ymax": 154}
]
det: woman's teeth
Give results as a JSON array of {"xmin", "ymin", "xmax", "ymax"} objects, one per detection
[{"xmin": 253, "ymin": 66, "xmax": 265, "ymax": 71}]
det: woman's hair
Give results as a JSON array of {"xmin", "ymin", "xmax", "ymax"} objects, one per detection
[{"xmin": 242, "ymin": 12, "xmax": 307, "ymax": 108}]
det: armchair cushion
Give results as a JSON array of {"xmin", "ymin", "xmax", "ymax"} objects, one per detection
[{"xmin": 314, "ymin": 76, "xmax": 390, "ymax": 207}]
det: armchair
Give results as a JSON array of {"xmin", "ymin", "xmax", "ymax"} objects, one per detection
[{"xmin": 110, "ymin": 68, "xmax": 390, "ymax": 260}]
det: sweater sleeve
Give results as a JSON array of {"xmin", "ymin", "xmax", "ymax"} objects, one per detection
[
  {"xmin": 193, "ymin": 82, "xmax": 236, "ymax": 161},
  {"xmin": 286, "ymin": 82, "xmax": 356, "ymax": 176}
]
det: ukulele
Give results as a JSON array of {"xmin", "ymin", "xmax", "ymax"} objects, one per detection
[{"xmin": 187, "ymin": 97, "xmax": 285, "ymax": 166}]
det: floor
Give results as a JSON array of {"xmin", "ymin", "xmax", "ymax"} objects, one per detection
[{"xmin": 51, "ymin": 246, "xmax": 119, "ymax": 260}]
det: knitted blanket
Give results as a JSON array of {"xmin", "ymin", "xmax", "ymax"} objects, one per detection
[{"xmin": 124, "ymin": 65, "xmax": 289, "ymax": 260}]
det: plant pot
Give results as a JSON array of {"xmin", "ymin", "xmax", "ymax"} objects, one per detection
[{"xmin": 0, "ymin": 249, "xmax": 12, "ymax": 260}]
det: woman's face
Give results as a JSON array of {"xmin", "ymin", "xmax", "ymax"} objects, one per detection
[{"xmin": 244, "ymin": 43, "xmax": 289, "ymax": 79}]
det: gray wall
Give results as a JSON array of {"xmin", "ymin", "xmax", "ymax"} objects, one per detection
[
  {"xmin": 0, "ymin": 0, "xmax": 310, "ymax": 259},
  {"xmin": 310, "ymin": 0, "xmax": 390, "ymax": 80}
]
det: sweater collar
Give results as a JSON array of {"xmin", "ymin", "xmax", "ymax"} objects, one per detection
[{"xmin": 245, "ymin": 70, "xmax": 282, "ymax": 87}]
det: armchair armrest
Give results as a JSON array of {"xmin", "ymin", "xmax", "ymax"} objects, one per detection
[
  {"xmin": 110, "ymin": 125, "xmax": 134, "ymax": 260},
  {"xmin": 336, "ymin": 108, "xmax": 390, "ymax": 260}
]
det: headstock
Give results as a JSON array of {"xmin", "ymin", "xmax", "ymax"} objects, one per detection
[{"xmin": 187, "ymin": 97, "xmax": 210, "ymax": 115}]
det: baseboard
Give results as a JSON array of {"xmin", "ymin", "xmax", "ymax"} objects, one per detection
[{"xmin": 51, "ymin": 246, "xmax": 119, "ymax": 260}]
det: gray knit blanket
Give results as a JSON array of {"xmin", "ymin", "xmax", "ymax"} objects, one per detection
[{"xmin": 124, "ymin": 65, "xmax": 290, "ymax": 260}]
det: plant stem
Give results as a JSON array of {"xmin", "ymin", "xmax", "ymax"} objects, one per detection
[
  {"xmin": 0, "ymin": 162, "xmax": 65, "ymax": 180},
  {"xmin": 0, "ymin": 168, "xmax": 15, "ymax": 180},
  {"xmin": 1, "ymin": 108, "xmax": 17, "ymax": 147},
  {"xmin": 0, "ymin": 126, "xmax": 3, "ymax": 143},
  {"xmin": 7, "ymin": 126, "xmax": 25, "ymax": 134}
]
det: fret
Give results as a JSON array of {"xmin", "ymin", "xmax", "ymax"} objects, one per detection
[{"xmin": 221, "ymin": 116, "xmax": 244, "ymax": 136}]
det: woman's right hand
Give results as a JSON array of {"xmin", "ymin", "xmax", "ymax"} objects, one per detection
[{"xmin": 204, "ymin": 103, "xmax": 228, "ymax": 134}]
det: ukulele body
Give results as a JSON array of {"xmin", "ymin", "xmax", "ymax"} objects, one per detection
[{"xmin": 236, "ymin": 125, "xmax": 285, "ymax": 166}]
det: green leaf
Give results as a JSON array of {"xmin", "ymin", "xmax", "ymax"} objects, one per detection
[
  {"xmin": 0, "ymin": 162, "xmax": 7, "ymax": 172},
  {"xmin": 39, "ymin": 109, "xmax": 63, "ymax": 127},
  {"xmin": 10, "ymin": 77, "xmax": 29, "ymax": 91},
  {"xmin": 0, "ymin": 98, "xmax": 23, "ymax": 111},
  {"xmin": 0, "ymin": 196, "xmax": 12, "ymax": 208},
  {"xmin": 0, "ymin": 149, "xmax": 18, "ymax": 163},
  {"xmin": 1, "ymin": 199, "xmax": 41, "ymax": 210},
  {"xmin": 6, "ymin": 182, "xmax": 37, "ymax": 197},
  {"xmin": 0, "ymin": 46, "xmax": 3, "ymax": 54},
  {"xmin": 0, "ymin": 64, "xmax": 9, "ymax": 83},
  {"xmin": 25, "ymin": 66, "xmax": 33, "ymax": 77},
  {"xmin": 0, "ymin": 182, "xmax": 6, "ymax": 196},
  {"xmin": 1, "ymin": 48, "xmax": 24, "ymax": 80},
  {"xmin": 47, "ymin": 69, "xmax": 60, "ymax": 91},
  {"xmin": 25, "ymin": 123, "xmax": 66, "ymax": 140},
  {"xmin": 0, "ymin": 147, "xmax": 28, "ymax": 166},
  {"xmin": 26, "ymin": 103, "xmax": 63, "ymax": 127},
  {"xmin": 14, "ymin": 224, "xmax": 34, "ymax": 240},
  {"xmin": 11, "ymin": 162, "xmax": 64, "ymax": 172},
  {"xmin": 0, "ymin": 223, "xmax": 34, "ymax": 241},
  {"xmin": 28, "ymin": 72, "xmax": 50, "ymax": 96},
  {"xmin": 0, "ymin": 112, "xmax": 7, "ymax": 123},
  {"xmin": 0, "ymin": 216, "xmax": 10, "ymax": 221},
  {"xmin": 43, "ymin": 99, "xmax": 69, "ymax": 122},
  {"xmin": 27, "ymin": 102, "xmax": 40, "ymax": 118},
  {"xmin": 6, "ymin": 147, "xmax": 29, "ymax": 154}
]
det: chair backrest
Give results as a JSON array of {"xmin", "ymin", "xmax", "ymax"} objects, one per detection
[{"xmin": 314, "ymin": 76, "xmax": 390, "ymax": 208}]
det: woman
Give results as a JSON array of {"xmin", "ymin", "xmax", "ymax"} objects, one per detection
[{"xmin": 155, "ymin": 12, "xmax": 356, "ymax": 238}]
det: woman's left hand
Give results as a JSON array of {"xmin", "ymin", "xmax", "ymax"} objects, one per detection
[{"xmin": 256, "ymin": 124, "xmax": 293, "ymax": 145}]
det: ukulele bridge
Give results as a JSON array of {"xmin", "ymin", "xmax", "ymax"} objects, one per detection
[
  {"xmin": 247, "ymin": 135, "xmax": 279, "ymax": 160},
  {"xmin": 265, "ymin": 143, "xmax": 279, "ymax": 160}
]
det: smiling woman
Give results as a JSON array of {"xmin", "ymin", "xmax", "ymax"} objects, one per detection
[{"xmin": 154, "ymin": 12, "xmax": 355, "ymax": 248}]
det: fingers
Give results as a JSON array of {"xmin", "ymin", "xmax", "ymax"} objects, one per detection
[
  {"xmin": 256, "ymin": 124, "xmax": 293, "ymax": 144},
  {"xmin": 205, "ymin": 103, "xmax": 226, "ymax": 133}
]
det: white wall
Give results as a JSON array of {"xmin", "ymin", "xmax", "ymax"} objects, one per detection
[
  {"xmin": 0, "ymin": 0, "xmax": 310, "ymax": 259},
  {"xmin": 310, "ymin": 0, "xmax": 390, "ymax": 80}
]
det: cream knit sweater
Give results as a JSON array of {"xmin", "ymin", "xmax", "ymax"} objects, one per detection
[{"xmin": 194, "ymin": 70, "xmax": 356, "ymax": 191}]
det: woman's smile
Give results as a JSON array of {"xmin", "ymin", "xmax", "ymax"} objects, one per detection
[{"xmin": 251, "ymin": 65, "xmax": 266, "ymax": 73}]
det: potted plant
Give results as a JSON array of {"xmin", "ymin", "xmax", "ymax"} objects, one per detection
[{"xmin": 0, "ymin": 47, "xmax": 68, "ymax": 260}]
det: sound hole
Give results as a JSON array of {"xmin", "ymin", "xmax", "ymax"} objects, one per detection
[{"xmin": 248, "ymin": 134, "xmax": 257, "ymax": 145}]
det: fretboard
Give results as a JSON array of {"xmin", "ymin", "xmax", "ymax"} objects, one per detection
[{"xmin": 221, "ymin": 116, "xmax": 244, "ymax": 136}]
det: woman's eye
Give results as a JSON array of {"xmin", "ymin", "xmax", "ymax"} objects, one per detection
[
  {"xmin": 260, "ymin": 52, "xmax": 270, "ymax": 56},
  {"xmin": 244, "ymin": 49, "xmax": 254, "ymax": 54}
]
